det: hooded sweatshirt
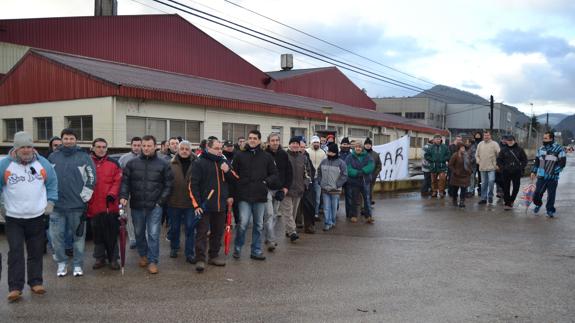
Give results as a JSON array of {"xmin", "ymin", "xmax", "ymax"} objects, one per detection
[{"xmin": 317, "ymin": 154, "xmax": 348, "ymax": 194}]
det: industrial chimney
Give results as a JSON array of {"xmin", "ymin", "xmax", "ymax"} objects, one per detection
[
  {"xmin": 281, "ymin": 54, "xmax": 293, "ymax": 71},
  {"xmin": 95, "ymin": 0, "xmax": 117, "ymax": 16}
]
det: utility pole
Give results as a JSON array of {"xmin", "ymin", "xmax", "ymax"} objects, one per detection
[
  {"xmin": 528, "ymin": 103, "xmax": 533, "ymax": 149},
  {"xmin": 546, "ymin": 112, "xmax": 549, "ymax": 131},
  {"xmin": 490, "ymin": 95, "xmax": 494, "ymax": 131}
]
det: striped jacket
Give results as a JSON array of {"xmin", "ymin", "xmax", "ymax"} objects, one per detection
[{"xmin": 532, "ymin": 142, "xmax": 566, "ymax": 180}]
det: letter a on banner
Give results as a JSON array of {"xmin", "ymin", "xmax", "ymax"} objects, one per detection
[{"xmin": 372, "ymin": 136, "xmax": 410, "ymax": 181}]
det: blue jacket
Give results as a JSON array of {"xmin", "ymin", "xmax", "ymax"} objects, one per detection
[
  {"xmin": 48, "ymin": 145, "xmax": 96, "ymax": 210},
  {"xmin": 532, "ymin": 142, "xmax": 566, "ymax": 180}
]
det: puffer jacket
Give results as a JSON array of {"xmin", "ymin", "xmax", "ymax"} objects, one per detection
[
  {"xmin": 346, "ymin": 150, "xmax": 375, "ymax": 187},
  {"xmin": 497, "ymin": 143, "xmax": 528, "ymax": 174},
  {"xmin": 190, "ymin": 152, "xmax": 236, "ymax": 213},
  {"xmin": 119, "ymin": 153, "xmax": 173, "ymax": 209},
  {"xmin": 232, "ymin": 145, "xmax": 279, "ymax": 203},
  {"xmin": 424, "ymin": 143, "xmax": 450, "ymax": 173},
  {"xmin": 317, "ymin": 157, "xmax": 348, "ymax": 194},
  {"xmin": 87, "ymin": 154, "xmax": 122, "ymax": 217}
]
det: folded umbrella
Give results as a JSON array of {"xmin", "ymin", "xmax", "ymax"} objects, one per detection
[
  {"xmin": 224, "ymin": 200, "xmax": 233, "ymax": 255},
  {"xmin": 118, "ymin": 204, "xmax": 127, "ymax": 275}
]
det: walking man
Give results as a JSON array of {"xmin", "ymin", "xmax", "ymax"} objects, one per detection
[
  {"xmin": 475, "ymin": 130, "xmax": 500, "ymax": 204},
  {"xmin": 346, "ymin": 141, "xmax": 375, "ymax": 224},
  {"xmin": 191, "ymin": 139, "xmax": 236, "ymax": 272},
  {"xmin": 49, "ymin": 128, "xmax": 96, "ymax": 278},
  {"xmin": 497, "ymin": 135, "xmax": 528, "ymax": 210},
  {"xmin": 531, "ymin": 131, "xmax": 566, "ymax": 217},
  {"xmin": 87, "ymin": 138, "xmax": 122, "ymax": 270},
  {"xmin": 318, "ymin": 143, "xmax": 347, "ymax": 231},
  {"xmin": 232, "ymin": 130, "xmax": 279, "ymax": 260},
  {"xmin": 120, "ymin": 135, "xmax": 173, "ymax": 274},
  {"xmin": 424, "ymin": 135, "xmax": 450, "ymax": 198},
  {"xmin": 118, "ymin": 136, "xmax": 142, "ymax": 249},
  {"xmin": 167, "ymin": 140, "xmax": 197, "ymax": 262},
  {"xmin": 0, "ymin": 132, "xmax": 58, "ymax": 302},
  {"xmin": 278, "ymin": 137, "xmax": 309, "ymax": 242},
  {"xmin": 264, "ymin": 133, "xmax": 292, "ymax": 251}
]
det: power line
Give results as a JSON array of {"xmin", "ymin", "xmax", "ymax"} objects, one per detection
[
  {"xmin": 224, "ymin": 0, "xmax": 437, "ymax": 88},
  {"xmin": 150, "ymin": 0, "xmax": 453, "ymax": 101}
]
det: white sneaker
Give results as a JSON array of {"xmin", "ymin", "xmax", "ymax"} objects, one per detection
[
  {"xmin": 57, "ymin": 262, "xmax": 67, "ymax": 277},
  {"xmin": 73, "ymin": 266, "xmax": 83, "ymax": 277}
]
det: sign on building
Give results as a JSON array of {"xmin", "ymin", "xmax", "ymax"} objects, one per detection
[{"xmin": 373, "ymin": 135, "xmax": 410, "ymax": 181}]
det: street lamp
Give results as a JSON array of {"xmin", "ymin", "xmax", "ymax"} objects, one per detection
[
  {"xmin": 322, "ymin": 106, "xmax": 333, "ymax": 130},
  {"xmin": 527, "ymin": 102, "xmax": 534, "ymax": 148}
]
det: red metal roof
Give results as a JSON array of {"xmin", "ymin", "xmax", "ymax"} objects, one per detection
[
  {"xmin": 0, "ymin": 50, "xmax": 447, "ymax": 135},
  {"xmin": 268, "ymin": 67, "xmax": 376, "ymax": 110},
  {"xmin": 0, "ymin": 14, "xmax": 272, "ymax": 89}
]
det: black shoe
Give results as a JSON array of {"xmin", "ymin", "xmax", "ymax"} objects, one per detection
[
  {"xmin": 65, "ymin": 248, "xmax": 73, "ymax": 257},
  {"xmin": 452, "ymin": 199, "xmax": 458, "ymax": 206},
  {"xmin": 250, "ymin": 254, "xmax": 266, "ymax": 261},
  {"xmin": 109, "ymin": 261, "xmax": 120, "ymax": 270},
  {"xmin": 478, "ymin": 200, "xmax": 487, "ymax": 205},
  {"xmin": 170, "ymin": 249, "xmax": 178, "ymax": 258},
  {"xmin": 232, "ymin": 250, "xmax": 240, "ymax": 259},
  {"xmin": 186, "ymin": 256, "xmax": 197, "ymax": 265},
  {"xmin": 304, "ymin": 225, "xmax": 315, "ymax": 234},
  {"xmin": 459, "ymin": 202, "xmax": 465, "ymax": 208},
  {"xmin": 195, "ymin": 261, "xmax": 205, "ymax": 272},
  {"xmin": 488, "ymin": 198, "xmax": 493, "ymax": 204},
  {"xmin": 371, "ymin": 201, "xmax": 375, "ymax": 205},
  {"xmin": 92, "ymin": 259, "xmax": 106, "ymax": 270},
  {"xmin": 285, "ymin": 232, "xmax": 290, "ymax": 238},
  {"xmin": 290, "ymin": 232, "xmax": 299, "ymax": 242},
  {"xmin": 267, "ymin": 242, "xmax": 277, "ymax": 252}
]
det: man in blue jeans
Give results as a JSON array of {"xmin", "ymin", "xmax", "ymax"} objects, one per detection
[
  {"xmin": 475, "ymin": 131, "xmax": 501, "ymax": 204},
  {"xmin": 530, "ymin": 131, "xmax": 566, "ymax": 217},
  {"xmin": 232, "ymin": 130, "xmax": 279, "ymax": 261},
  {"xmin": 120, "ymin": 135, "xmax": 173, "ymax": 274},
  {"xmin": 49, "ymin": 128, "xmax": 96, "ymax": 278}
]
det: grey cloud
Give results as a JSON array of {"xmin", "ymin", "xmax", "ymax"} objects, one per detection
[{"xmin": 492, "ymin": 30, "xmax": 574, "ymax": 58}]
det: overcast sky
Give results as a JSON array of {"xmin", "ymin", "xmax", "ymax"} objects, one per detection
[{"xmin": 2, "ymin": 0, "xmax": 574, "ymax": 115}]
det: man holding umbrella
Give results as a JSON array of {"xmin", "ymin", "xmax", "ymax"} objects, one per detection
[
  {"xmin": 48, "ymin": 128, "xmax": 96, "ymax": 278},
  {"xmin": 190, "ymin": 138, "xmax": 236, "ymax": 272},
  {"xmin": 87, "ymin": 138, "xmax": 123, "ymax": 270}
]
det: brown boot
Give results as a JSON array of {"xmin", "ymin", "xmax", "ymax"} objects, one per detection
[
  {"xmin": 366, "ymin": 217, "xmax": 375, "ymax": 224},
  {"xmin": 148, "ymin": 263, "xmax": 158, "ymax": 274},
  {"xmin": 139, "ymin": 256, "xmax": 148, "ymax": 268},
  {"xmin": 92, "ymin": 259, "xmax": 107, "ymax": 270},
  {"xmin": 31, "ymin": 285, "xmax": 46, "ymax": 295},
  {"xmin": 350, "ymin": 217, "xmax": 358, "ymax": 223},
  {"xmin": 7, "ymin": 290, "xmax": 22, "ymax": 302}
]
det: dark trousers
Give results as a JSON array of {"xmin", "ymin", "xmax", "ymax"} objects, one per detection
[
  {"xmin": 343, "ymin": 183, "xmax": 354, "ymax": 218},
  {"xmin": 91, "ymin": 213, "xmax": 120, "ymax": 263},
  {"xmin": 421, "ymin": 172, "xmax": 432, "ymax": 193},
  {"xmin": 6, "ymin": 215, "xmax": 45, "ymax": 291},
  {"xmin": 501, "ymin": 170, "xmax": 521, "ymax": 206},
  {"xmin": 352, "ymin": 181, "xmax": 372, "ymax": 218},
  {"xmin": 533, "ymin": 178, "xmax": 559, "ymax": 213},
  {"xmin": 450, "ymin": 186, "xmax": 466, "ymax": 203},
  {"xmin": 195, "ymin": 211, "xmax": 226, "ymax": 261}
]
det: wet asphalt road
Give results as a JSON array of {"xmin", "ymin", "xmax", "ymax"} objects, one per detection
[{"xmin": 1, "ymin": 157, "xmax": 574, "ymax": 322}]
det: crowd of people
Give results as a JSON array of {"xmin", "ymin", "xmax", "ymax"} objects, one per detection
[
  {"xmin": 421, "ymin": 130, "xmax": 566, "ymax": 214},
  {"xmin": 0, "ymin": 128, "xmax": 385, "ymax": 302}
]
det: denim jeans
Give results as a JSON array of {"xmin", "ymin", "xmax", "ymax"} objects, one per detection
[
  {"xmin": 352, "ymin": 181, "xmax": 372, "ymax": 217},
  {"xmin": 46, "ymin": 220, "xmax": 73, "ymax": 252},
  {"xmin": 264, "ymin": 190, "xmax": 281, "ymax": 243},
  {"xmin": 533, "ymin": 178, "xmax": 559, "ymax": 213},
  {"xmin": 313, "ymin": 178, "xmax": 321, "ymax": 215},
  {"xmin": 343, "ymin": 183, "xmax": 353, "ymax": 218},
  {"xmin": 50, "ymin": 209, "xmax": 86, "ymax": 267},
  {"xmin": 480, "ymin": 170, "xmax": 496, "ymax": 201},
  {"xmin": 131, "ymin": 206, "xmax": 162, "ymax": 264},
  {"xmin": 167, "ymin": 207, "xmax": 198, "ymax": 259},
  {"xmin": 322, "ymin": 193, "xmax": 340, "ymax": 226},
  {"xmin": 234, "ymin": 201, "xmax": 265, "ymax": 256}
]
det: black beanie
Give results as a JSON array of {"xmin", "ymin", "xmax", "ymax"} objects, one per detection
[
  {"xmin": 364, "ymin": 137, "xmax": 373, "ymax": 145},
  {"xmin": 328, "ymin": 143, "xmax": 339, "ymax": 154},
  {"xmin": 340, "ymin": 137, "xmax": 350, "ymax": 145},
  {"xmin": 289, "ymin": 136, "xmax": 300, "ymax": 145}
]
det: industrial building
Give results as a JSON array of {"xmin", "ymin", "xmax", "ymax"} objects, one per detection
[{"xmin": 0, "ymin": 14, "xmax": 446, "ymax": 159}]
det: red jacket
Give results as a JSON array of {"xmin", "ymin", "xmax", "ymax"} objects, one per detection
[{"xmin": 87, "ymin": 154, "xmax": 123, "ymax": 218}]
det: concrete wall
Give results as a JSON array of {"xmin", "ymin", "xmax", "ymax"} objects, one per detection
[
  {"xmin": 373, "ymin": 97, "xmax": 446, "ymax": 129},
  {"xmin": 0, "ymin": 42, "xmax": 29, "ymax": 74}
]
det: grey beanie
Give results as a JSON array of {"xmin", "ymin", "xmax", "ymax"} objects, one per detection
[{"xmin": 13, "ymin": 131, "xmax": 34, "ymax": 150}]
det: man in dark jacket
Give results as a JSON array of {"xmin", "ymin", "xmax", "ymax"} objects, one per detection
[
  {"xmin": 264, "ymin": 133, "xmax": 292, "ymax": 251},
  {"xmin": 364, "ymin": 137, "xmax": 382, "ymax": 205},
  {"xmin": 232, "ymin": 130, "xmax": 279, "ymax": 261},
  {"xmin": 167, "ymin": 140, "xmax": 197, "ymax": 262},
  {"xmin": 278, "ymin": 137, "xmax": 309, "ymax": 242},
  {"xmin": 120, "ymin": 135, "xmax": 173, "ymax": 274},
  {"xmin": 191, "ymin": 139, "xmax": 236, "ymax": 272},
  {"xmin": 87, "ymin": 138, "xmax": 122, "ymax": 271},
  {"xmin": 346, "ymin": 141, "xmax": 375, "ymax": 223},
  {"xmin": 496, "ymin": 135, "xmax": 528, "ymax": 210},
  {"xmin": 48, "ymin": 128, "xmax": 96, "ymax": 278},
  {"xmin": 339, "ymin": 137, "xmax": 354, "ymax": 219}
]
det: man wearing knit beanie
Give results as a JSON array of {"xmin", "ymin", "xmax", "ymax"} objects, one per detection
[
  {"xmin": 364, "ymin": 137, "xmax": 382, "ymax": 206},
  {"xmin": 0, "ymin": 132, "xmax": 58, "ymax": 302},
  {"xmin": 317, "ymin": 143, "xmax": 347, "ymax": 231}
]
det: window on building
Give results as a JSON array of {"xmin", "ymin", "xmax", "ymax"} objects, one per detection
[
  {"xmin": 374, "ymin": 134, "xmax": 391, "ymax": 145},
  {"xmin": 429, "ymin": 113, "xmax": 435, "ymax": 120},
  {"xmin": 170, "ymin": 119, "xmax": 202, "ymax": 143},
  {"xmin": 34, "ymin": 117, "xmax": 52, "ymax": 141},
  {"xmin": 348, "ymin": 127, "xmax": 370, "ymax": 138},
  {"xmin": 405, "ymin": 112, "xmax": 425, "ymax": 120},
  {"xmin": 3, "ymin": 118, "xmax": 23, "ymax": 141},
  {"xmin": 222, "ymin": 122, "xmax": 259, "ymax": 142},
  {"xmin": 314, "ymin": 124, "xmax": 343, "ymax": 135},
  {"xmin": 388, "ymin": 112, "xmax": 402, "ymax": 117},
  {"xmin": 65, "ymin": 115, "xmax": 93, "ymax": 141},
  {"xmin": 290, "ymin": 127, "xmax": 307, "ymax": 140},
  {"xmin": 410, "ymin": 136, "xmax": 422, "ymax": 148}
]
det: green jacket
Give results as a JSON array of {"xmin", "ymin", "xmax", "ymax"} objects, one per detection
[
  {"xmin": 424, "ymin": 143, "xmax": 450, "ymax": 173},
  {"xmin": 345, "ymin": 150, "xmax": 375, "ymax": 186}
]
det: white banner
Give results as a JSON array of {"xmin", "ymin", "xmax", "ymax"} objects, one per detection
[{"xmin": 373, "ymin": 135, "xmax": 410, "ymax": 181}]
